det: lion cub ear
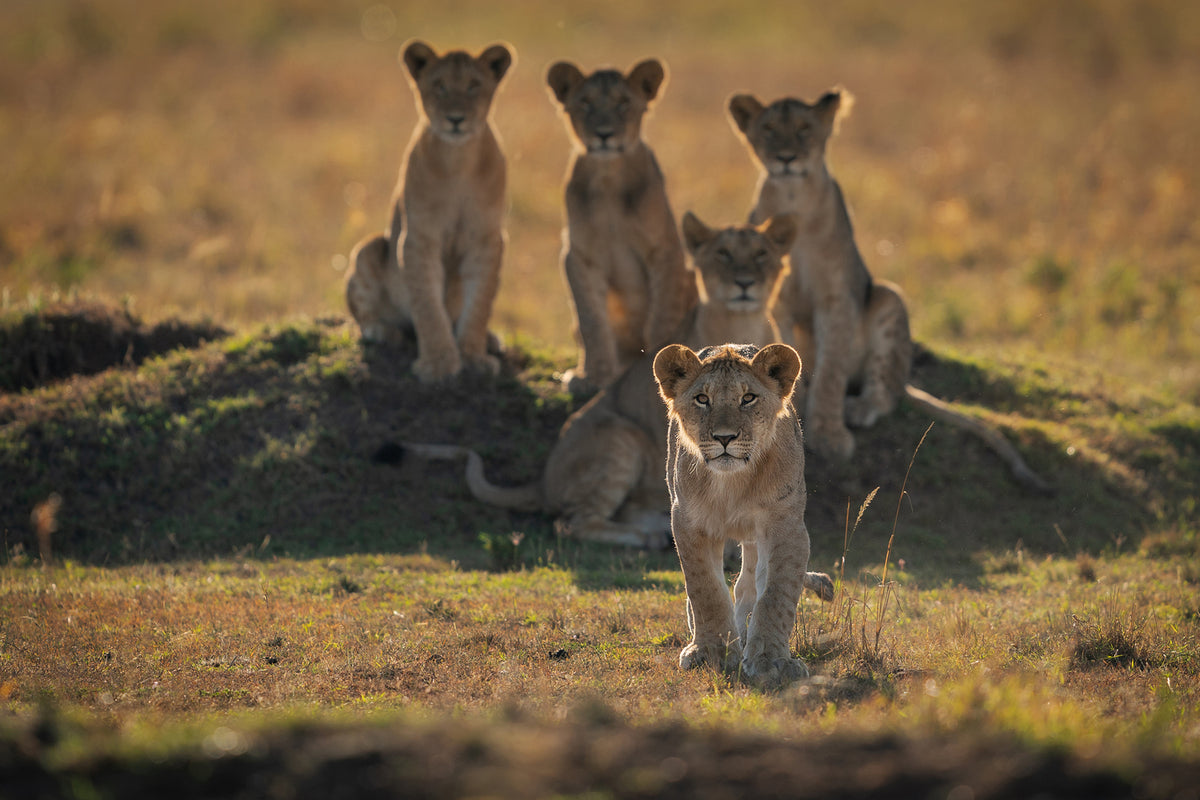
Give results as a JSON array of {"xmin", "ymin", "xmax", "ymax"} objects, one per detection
[
  {"xmin": 546, "ymin": 62, "xmax": 585, "ymax": 105},
  {"xmin": 814, "ymin": 87, "xmax": 854, "ymax": 132},
  {"xmin": 759, "ymin": 214, "xmax": 798, "ymax": 253},
  {"xmin": 478, "ymin": 44, "xmax": 514, "ymax": 83},
  {"xmin": 728, "ymin": 94, "xmax": 764, "ymax": 134},
  {"xmin": 653, "ymin": 344, "xmax": 702, "ymax": 404},
  {"xmin": 750, "ymin": 344, "xmax": 802, "ymax": 401},
  {"xmin": 681, "ymin": 211, "xmax": 716, "ymax": 254},
  {"xmin": 402, "ymin": 40, "xmax": 439, "ymax": 81},
  {"xmin": 627, "ymin": 59, "xmax": 666, "ymax": 102}
]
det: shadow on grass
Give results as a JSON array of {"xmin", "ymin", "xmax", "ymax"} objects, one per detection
[{"xmin": 0, "ymin": 309, "xmax": 1187, "ymax": 591}]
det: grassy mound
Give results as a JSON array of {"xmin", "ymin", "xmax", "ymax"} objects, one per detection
[{"xmin": 2, "ymin": 304, "xmax": 1194, "ymax": 580}]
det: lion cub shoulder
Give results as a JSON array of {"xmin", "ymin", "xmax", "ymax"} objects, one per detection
[
  {"xmin": 345, "ymin": 40, "xmax": 513, "ymax": 383},
  {"xmin": 547, "ymin": 58, "xmax": 696, "ymax": 394}
]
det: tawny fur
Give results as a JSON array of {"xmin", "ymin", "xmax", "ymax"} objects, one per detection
[
  {"xmin": 344, "ymin": 40, "xmax": 513, "ymax": 383},
  {"xmin": 546, "ymin": 59, "xmax": 697, "ymax": 395},
  {"xmin": 729, "ymin": 90, "xmax": 1051, "ymax": 493},
  {"xmin": 406, "ymin": 214, "xmax": 840, "ymax": 557},
  {"xmin": 654, "ymin": 343, "xmax": 833, "ymax": 687}
]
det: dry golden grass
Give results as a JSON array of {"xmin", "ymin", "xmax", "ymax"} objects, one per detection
[
  {"xmin": 1, "ymin": 0, "xmax": 1197, "ymax": 393},
  {"xmin": 3, "ymin": 547, "xmax": 1197, "ymax": 753}
]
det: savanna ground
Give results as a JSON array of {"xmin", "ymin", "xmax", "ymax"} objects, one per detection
[{"xmin": 2, "ymin": 1, "xmax": 1199, "ymax": 797}]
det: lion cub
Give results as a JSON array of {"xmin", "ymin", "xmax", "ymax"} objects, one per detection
[
  {"xmin": 730, "ymin": 90, "xmax": 1051, "ymax": 492},
  {"xmin": 345, "ymin": 40, "xmax": 513, "ymax": 383},
  {"xmin": 654, "ymin": 342, "xmax": 833, "ymax": 686},
  {"xmin": 547, "ymin": 58, "xmax": 697, "ymax": 394}
]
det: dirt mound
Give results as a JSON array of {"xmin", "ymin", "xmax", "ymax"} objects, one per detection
[{"xmin": 0, "ymin": 300, "xmax": 227, "ymax": 392}]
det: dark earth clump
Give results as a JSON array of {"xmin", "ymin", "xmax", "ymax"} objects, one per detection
[
  {"xmin": 0, "ymin": 300, "xmax": 227, "ymax": 392},
  {"xmin": 3, "ymin": 712, "xmax": 1197, "ymax": 800}
]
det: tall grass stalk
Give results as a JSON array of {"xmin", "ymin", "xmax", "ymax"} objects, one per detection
[{"xmin": 872, "ymin": 422, "xmax": 935, "ymax": 652}]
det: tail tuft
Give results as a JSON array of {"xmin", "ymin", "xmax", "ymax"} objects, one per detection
[{"xmin": 371, "ymin": 441, "xmax": 407, "ymax": 465}]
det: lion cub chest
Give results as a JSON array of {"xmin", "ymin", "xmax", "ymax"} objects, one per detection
[{"xmin": 566, "ymin": 160, "xmax": 661, "ymax": 280}]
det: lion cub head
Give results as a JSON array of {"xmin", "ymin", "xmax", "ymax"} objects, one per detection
[
  {"xmin": 546, "ymin": 59, "xmax": 666, "ymax": 157},
  {"xmin": 728, "ymin": 89, "xmax": 852, "ymax": 178},
  {"xmin": 682, "ymin": 212, "xmax": 797, "ymax": 313},
  {"xmin": 403, "ymin": 40, "xmax": 513, "ymax": 143},
  {"xmin": 654, "ymin": 343, "xmax": 802, "ymax": 475}
]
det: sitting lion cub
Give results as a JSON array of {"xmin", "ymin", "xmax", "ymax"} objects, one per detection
[
  {"xmin": 345, "ymin": 40, "xmax": 513, "ymax": 383},
  {"xmin": 730, "ymin": 90, "xmax": 1051, "ymax": 492},
  {"xmin": 546, "ymin": 58, "xmax": 697, "ymax": 394},
  {"xmin": 654, "ymin": 342, "xmax": 832, "ymax": 686}
]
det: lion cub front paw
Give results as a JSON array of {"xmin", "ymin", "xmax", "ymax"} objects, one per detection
[
  {"xmin": 808, "ymin": 422, "xmax": 855, "ymax": 462},
  {"xmin": 412, "ymin": 354, "xmax": 462, "ymax": 384},
  {"xmin": 462, "ymin": 352, "xmax": 501, "ymax": 376},
  {"xmin": 679, "ymin": 639, "xmax": 741, "ymax": 673},
  {"xmin": 741, "ymin": 654, "xmax": 810, "ymax": 687},
  {"xmin": 844, "ymin": 395, "xmax": 886, "ymax": 428},
  {"xmin": 561, "ymin": 369, "xmax": 597, "ymax": 397}
]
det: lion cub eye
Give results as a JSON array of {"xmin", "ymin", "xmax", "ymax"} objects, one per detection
[
  {"xmin": 467, "ymin": 80, "xmax": 481, "ymax": 95},
  {"xmin": 693, "ymin": 393, "xmax": 710, "ymax": 407},
  {"xmin": 716, "ymin": 248, "xmax": 732, "ymax": 263},
  {"xmin": 741, "ymin": 393, "xmax": 757, "ymax": 406}
]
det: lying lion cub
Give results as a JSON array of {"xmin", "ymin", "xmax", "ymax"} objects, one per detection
[
  {"xmin": 654, "ymin": 342, "xmax": 833, "ymax": 686},
  {"xmin": 730, "ymin": 89, "xmax": 1051, "ymax": 493},
  {"xmin": 401, "ymin": 214, "xmax": 827, "ymax": 553},
  {"xmin": 546, "ymin": 58, "xmax": 697, "ymax": 394},
  {"xmin": 345, "ymin": 40, "xmax": 513, "ymax": 383}
]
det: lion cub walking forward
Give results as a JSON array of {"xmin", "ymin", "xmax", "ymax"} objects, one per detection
[
  {"xmin": 655, "ymin": 343, "xmax": 833, "ymax": 686},
  {"xmin": 345, "ymin": 40, "xmax": 513, "ymax": 383},
  {"xmin": 547, "ymin": 58, "xmax": 697, "ymax": 394}
]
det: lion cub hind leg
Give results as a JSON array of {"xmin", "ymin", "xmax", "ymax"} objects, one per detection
[
  {"xmin": 345, "ymin": 234, "xmax": 411, "ymax": 343},
  {"xmin": 544, "ymin": 416, "xmax": 670, "ymax": 549},
  {"xmin": 845, "ymin": 280, "xmax": 913, "ymax": 429},
  {"xmin": 740, "ymin": 526, "xmax": 813, "ymax": 687},
  {"xmin": 451, "ymin": 238, "xmax": 505, "ymax": 376},
  {"xmin": 676, "ymin": 533, "xmax": 742, "ymax": 672}
]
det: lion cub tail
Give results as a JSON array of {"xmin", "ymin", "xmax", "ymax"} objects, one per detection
[
  {"xmin": 803, "ymin": 571, "xmax": 836, "ymax": 603},
  {"xmin": 903, "ymin": 385, "xmax": 1054, "ymax": 495},
  {"xmin": 375, "ymin": 442, "xmax": 542, "ymax": 512}
]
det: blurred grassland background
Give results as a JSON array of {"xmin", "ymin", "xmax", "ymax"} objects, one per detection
[{"xmin": 1, "ymin": 0, "xmax": 1197, "ymax": 398}]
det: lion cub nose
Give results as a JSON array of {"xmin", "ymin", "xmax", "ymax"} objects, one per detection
[
  {"xmin": 446, "ymin": 112, "xmax": 466, "ymax": 127},
  {"xmin": 734, "ymin": 277, "xmax": 755, "ymax": 290},
  {"xmin": 713, "ymin": 432, "xmax": 738, "ymax": 448}
]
